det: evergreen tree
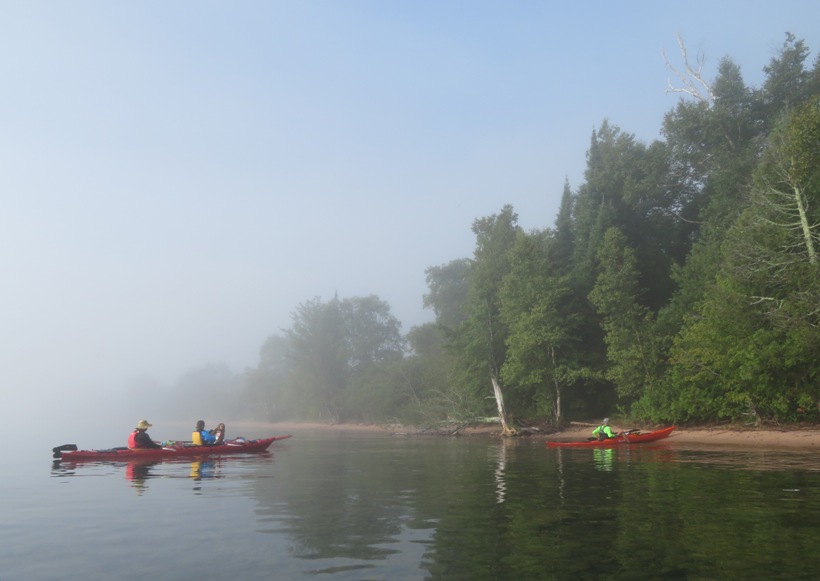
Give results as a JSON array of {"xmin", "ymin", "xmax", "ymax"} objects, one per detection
[
  {"xmin": 761, "ymin": 33, "xmax": 814, "ymax": 120},
  {"xmin": 588, "ymin": 228, "xmax": 663, "ymax": 402},
  {"xmin": 551, "ymin": 179, "xmax": 575, "ymax": 272},
  {"xmin": 657, "ymin": 103, "xmax": 820, "ymax": 424}
]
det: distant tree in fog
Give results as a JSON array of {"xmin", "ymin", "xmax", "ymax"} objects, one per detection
[
  {"xmin": 246, "ymin": 294, "xmax": 406, "ymax": 422},
  {"xmin": 244, "ymin": 334, "xmax": 293, "ymax": 421},
  {"xmin": 172, "ymin": 363, "xmax": 246, "ymax": 420}
]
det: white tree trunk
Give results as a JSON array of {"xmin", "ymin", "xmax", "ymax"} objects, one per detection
[
  {"xmin": 550, "ymin": 345, "xmax": 562, "ymax": 426},
  {"xmin": 794, "ymin": 185, "xmax": 818, "ymax": 265},
  {"xmin": 490, "ymin": 373, "xmax": 516, "ymax": 436}
]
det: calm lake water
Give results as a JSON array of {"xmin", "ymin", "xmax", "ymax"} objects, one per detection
[{"xmin": 3, "ymin": 426, "xmax": 820, "ymax": 580}]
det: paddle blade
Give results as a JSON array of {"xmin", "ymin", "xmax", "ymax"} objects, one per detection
[{"xmin": 52, "ymin": 444, "xmax": 78, "ymax": 459}]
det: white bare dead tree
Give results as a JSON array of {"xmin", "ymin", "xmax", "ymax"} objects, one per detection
[{"xmin": 662, "ymin": 33, "xmax": 716, "ymax": 105}]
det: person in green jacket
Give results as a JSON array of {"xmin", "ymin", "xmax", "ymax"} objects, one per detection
[{"xmin": 592, "ymin": 418, "xmax": 620, "ymax": 441}]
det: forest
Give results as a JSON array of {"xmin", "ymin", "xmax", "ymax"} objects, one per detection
[{"xmin": 238, "ymin": 33, "xmax": 820, "ymax": 432}]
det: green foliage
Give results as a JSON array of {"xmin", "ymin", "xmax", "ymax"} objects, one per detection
[
  {"xmin": 762, "ymin": 33, "xmax": 815, "ymax": 116},
  {"xmin": 243, "ymin": 294, "xmax": 406, "ymax": 423},
  {"xmin": 341, "ymin": 363, "xmax": 408, "ymax": 424},
  {"xmin": 588, "ymin": 228, "xmax": 665, "ymax": 403},
  {"xmin": 396, "ymin": 332, "xmax": 488, "ymax": 427},
  {"xmin": 285, "ymin": 296, "xmax": 349, "ymax": 421},
  {"xmin": 237, "ymin": 33, "xmax": 820, "ymax": 429},
  {"xmin": 639, "ymin": 34, "xmax": 820, "ymax": 425},
  {"xmin": 341, "ymin": 295, "xmax": 406, "ymax": 370},
  {"xmin": 423, "ymin": 259, "xmax": 472, "ymax": 332},
  {"xmin": 662, "ymin": 57, "xmax": 761, "ymax": 232},
  {"xmin": 453, "ymin": 205, "xmax": 520, "ymax": 385},
  {"xmin": 406, "ymin": 322, "xmax": 446, "ymax": 357},
  {"xmin": 243, "ymin": 334, "xmax": 293, "ymax": 421},
  {"xmin": 499, "ymin": 229, "xmax": 586, "ymax": 424},
  {"xmin": 651, "ymin": 260, "xmax": 820, "ymax": 424}
]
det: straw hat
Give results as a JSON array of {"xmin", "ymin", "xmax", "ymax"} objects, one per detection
[{"xmin": 136, "ymin": 419, "xmax": 152, "ymax": 430}]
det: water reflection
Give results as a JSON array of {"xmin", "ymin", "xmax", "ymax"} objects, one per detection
[
  {"xmin": 125, "ymin": 460, "xmax": 160, "ymax": 494},
  {"xmin": 593, "ymin": 448, "xmax": 614, "ymax": 471},
  {"xmin": 671, "ymin": 447, "xmax": 820, "ymax": 472},
  {"xmin": 50, "ymin": 454, "xmax": 239, "ymax": 495},
  {"xmin": 37, "ymin": 434, "xmax": 820, "ymax": 581},
  {"xmin": 189, "ymin": 459, "xmax": 217, "ymax": 480},
  {"xmin": 493, "ymin": 443, "xmax": 507, "ymax": 503}
]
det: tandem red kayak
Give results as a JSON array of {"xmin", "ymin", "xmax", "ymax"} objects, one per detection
[
  {"xmin": 545, "ymin": 426, "xmax": 675, "ymax": 448},
  {"xmin": 52, "ymin": 435, "xmax": 292, "ymax": 461}
]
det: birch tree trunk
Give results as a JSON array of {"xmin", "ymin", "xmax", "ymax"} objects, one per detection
[
  {"xmin": 490, "ymin": 373, "xmax": 517, "ymax": 436},
  {"xmin": 793, "ymin": 184, "xmax": 818, "ymax": 265},
  {"xmin": 550, "ymin": 345, "xmax": 563, "ymax": 427}
]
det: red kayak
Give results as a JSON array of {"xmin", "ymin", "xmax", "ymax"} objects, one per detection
[
  {"xmin": 546, "ymin": 426, "xmax": 675, "ymax": 448},
  {"xmin": 53, "ymin": 435, "xmax": 292, "ymax": 461}
]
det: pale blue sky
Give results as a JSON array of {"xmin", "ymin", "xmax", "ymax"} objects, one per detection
[{"xmin": 2, "ymin": 1, "xmax": 819, "ymax": 400}]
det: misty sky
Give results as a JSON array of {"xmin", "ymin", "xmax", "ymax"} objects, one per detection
[{"xmin": 2, "ymin": 1, "xmax": 819, "ymax": 405}]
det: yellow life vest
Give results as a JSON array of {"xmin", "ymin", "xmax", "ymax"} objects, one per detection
[{"xmin": 192, "ymin": 431, "xmax": 203, "ymax": 446}]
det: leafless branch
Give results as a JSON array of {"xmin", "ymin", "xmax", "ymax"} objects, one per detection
[{"xmin": 662, "ymin": 33, "xmax": 716, "ymax": 104}]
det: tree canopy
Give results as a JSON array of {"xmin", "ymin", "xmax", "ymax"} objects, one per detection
[{"xmin": 241, "ymin": 33, "xmax": 820, "ymax": 430}]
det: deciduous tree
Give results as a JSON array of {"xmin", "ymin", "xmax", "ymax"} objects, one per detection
[{"xmin": 455, "ymin": 205, "xmax": 520, "ymax": 435}]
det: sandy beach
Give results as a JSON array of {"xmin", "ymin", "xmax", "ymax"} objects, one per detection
[{"xmin": 256, "ymin": 421, "xmax": 820, "ymax": 450}]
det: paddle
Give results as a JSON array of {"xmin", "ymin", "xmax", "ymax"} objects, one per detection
[
  {"xmin": 52, "ymin": 444, "xmax": 78, "ymax": 459},
  {"xmin": 585, "ymin": 427, "xmax": 639, "ymax": 442},
  {"xmin": 621, "ymin": 428, "xmax": 642, "ymax": 440}
]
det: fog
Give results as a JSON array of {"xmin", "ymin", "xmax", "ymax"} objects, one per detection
[{"xmin": 2, "ymin": 2, "xmax": 818, "ymax": 442}]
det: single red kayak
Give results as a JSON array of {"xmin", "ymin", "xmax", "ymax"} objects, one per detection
[
  {"xmin": 546, "ymin": 426, "xmax": 675, "ymax": 448},
  {"xmin": 53, "ymin": 435, "xmax": 292, "ymax": 461}
]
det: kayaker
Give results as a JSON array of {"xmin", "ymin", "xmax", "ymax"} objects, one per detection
[
  {"xmin": 192, "ymin": 420, "xmax": 226, "ymax": 445},
  {"xmin": 128, "ymin": 419, "xmax": 162, "ymax": 449},
  {"xmin": 592, "ymin": 418, "xmax": 620, "ymax": 441}
]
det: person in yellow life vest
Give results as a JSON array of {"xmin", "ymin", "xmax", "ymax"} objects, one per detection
[
  {"xmin": 192, "ymin": 420, "xmax": 226, "ymax": 445},
  {"xmin": 591, "ymin": 418, "xmax": 620, "ymax": 441}
]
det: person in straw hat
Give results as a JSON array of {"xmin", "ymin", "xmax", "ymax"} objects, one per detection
[{"xmin": 128, "ymin": 419, "xmax": 162, "ymax": 449}]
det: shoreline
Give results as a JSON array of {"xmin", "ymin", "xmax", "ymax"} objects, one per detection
[{"xmin": 247, "ymin": 421, "xmax": 820, "ymax": 450}]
